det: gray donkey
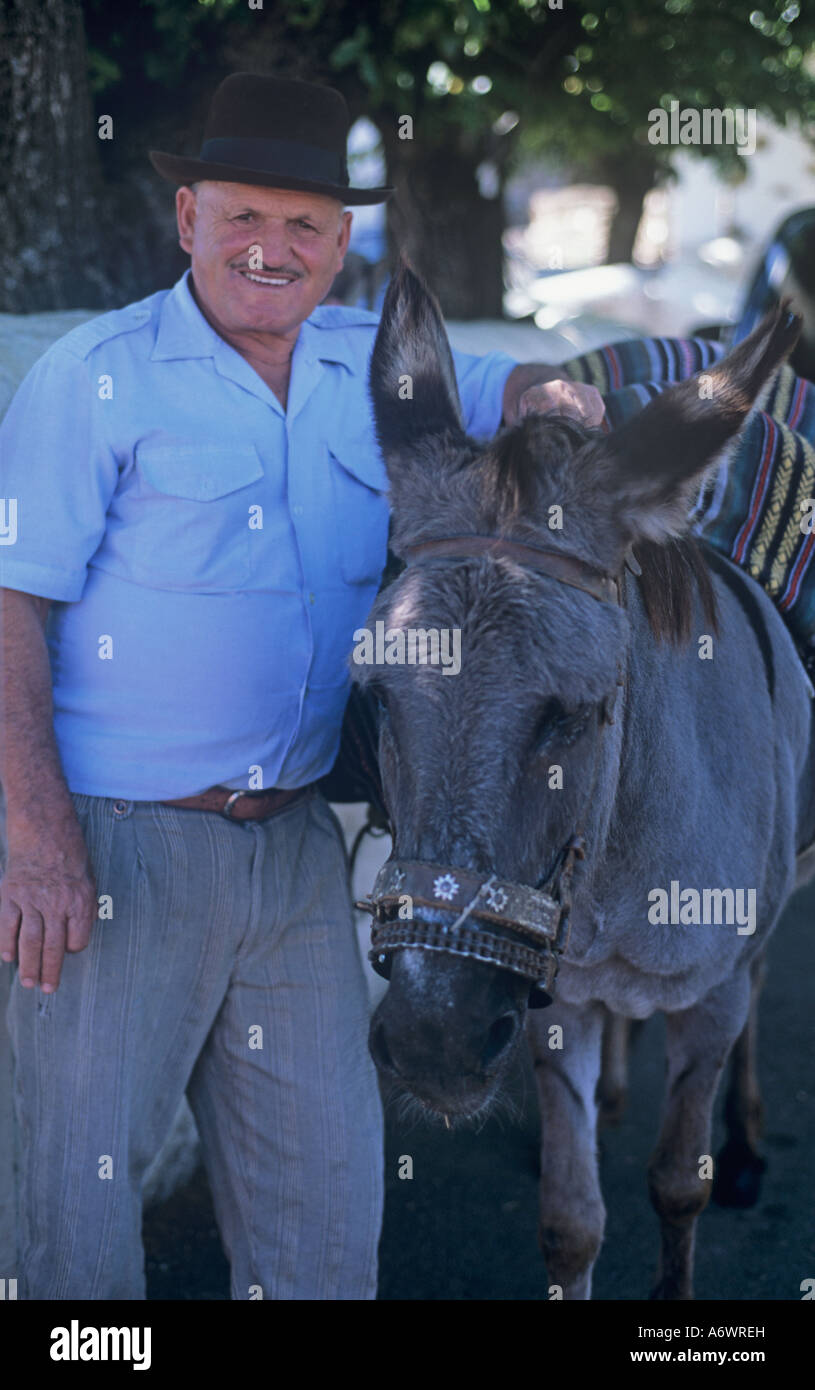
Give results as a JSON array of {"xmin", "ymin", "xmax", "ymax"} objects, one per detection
[{"xmin": 355, "ymin": 265, "xmax": 814, "ymax": 1300}]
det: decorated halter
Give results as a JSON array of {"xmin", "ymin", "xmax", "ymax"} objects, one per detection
[{"xmin": 354, "ymin": 535, "xmax": 625, "ymax": 1008}]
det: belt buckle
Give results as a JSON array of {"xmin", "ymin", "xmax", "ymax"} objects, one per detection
[{"xmin": 222, "ymin": 789, "xmax": 250, "ymax": 820}]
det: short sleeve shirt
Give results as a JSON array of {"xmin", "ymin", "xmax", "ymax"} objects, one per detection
[{"xmin": 0, "ymin": 270, "xmax": 516, "ymax": 799}]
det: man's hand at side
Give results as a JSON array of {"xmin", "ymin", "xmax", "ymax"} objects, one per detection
[
  {"xmin": 0, "ymin": 588, "xmax": 97, "ymax": 992},
  {"xmin": 0, "ymin": 835, "xmax": 97, "ymax": 992}
]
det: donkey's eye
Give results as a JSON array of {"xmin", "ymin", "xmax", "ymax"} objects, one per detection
[
  {"xmin": 535, "ymin": 699, "xmax": 591, "ymax": 750},
  {"xmin": 370, "ymin": 684, "xmax": 390, "ymax": 719}
]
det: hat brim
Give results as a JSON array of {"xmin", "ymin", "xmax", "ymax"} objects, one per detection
[{"xmin": 149, "ymin": 151, "xmax": 393, "ymax": 205}]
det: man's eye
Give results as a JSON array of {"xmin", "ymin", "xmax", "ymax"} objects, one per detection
[
  {"xmin": 535, "ymin": 699, "xmax": 591, "ymax": 750},
  {"xmin": 233, "ymin": 213, "xmax": 254, "ymax": 223},
  {"xmin": 295, "ymin": 220, "xmax": 316, "ymax": 231}
]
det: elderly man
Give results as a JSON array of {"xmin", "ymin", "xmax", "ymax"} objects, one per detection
[{"xmin": 0, "ymin": 72, "xmax": 601, "ymax": 1300}]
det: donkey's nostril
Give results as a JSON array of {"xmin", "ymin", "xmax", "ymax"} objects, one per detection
[{"xmin": 482, "ymin": 1012, "xmax": 518, "ymax": 1070}]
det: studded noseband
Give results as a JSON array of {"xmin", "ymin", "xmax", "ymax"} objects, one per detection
[{"xmin": 356, "ymin": 841, "xmax": 586, "ymax": 1008}]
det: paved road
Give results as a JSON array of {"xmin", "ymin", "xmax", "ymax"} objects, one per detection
[{"xmin": 144, "ymin": 876, "xmax": 815, "ymax": 1301}]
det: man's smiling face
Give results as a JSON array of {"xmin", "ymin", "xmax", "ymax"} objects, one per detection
[{"xmin": 176, "ymin": 180, "xmax": 352, "ymax": 340}]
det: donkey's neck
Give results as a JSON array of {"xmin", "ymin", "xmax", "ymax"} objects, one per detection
[{"xmin": 580, "ymin": 559, "xmax": 813, "ymax": 950}]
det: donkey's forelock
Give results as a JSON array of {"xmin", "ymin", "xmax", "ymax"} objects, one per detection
[
  {"xmin": 382, "ymin": 412, "xmax": 594, "ymax": 548},
  {"xmin": 482, "ymin": 414, "xmax": 592, "ymax": 523}
]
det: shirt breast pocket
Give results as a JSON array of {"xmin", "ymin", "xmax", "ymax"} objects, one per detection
[
  {"xmin": 327, "ymin": 442, "xmax": 390, "ymax": 586},
  {"xmin": 133, "ymin": 443, "xmax": 264, "ymax": 591}
]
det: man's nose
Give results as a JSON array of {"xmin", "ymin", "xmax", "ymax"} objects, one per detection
[{"xmin": 251, "ymin": 229, "xmax": 296, "ymax": 268}]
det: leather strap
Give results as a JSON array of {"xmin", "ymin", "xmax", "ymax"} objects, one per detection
[
  {"xmin": 403, "ymin": 536, "xmax": 620, "ymax": 606},
  {"xmin": 161, "ymin": 783, "xmax": 313, "ymax": 821}
]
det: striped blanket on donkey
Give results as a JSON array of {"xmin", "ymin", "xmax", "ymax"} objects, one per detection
[{"xmin": 565, "ymin": 335, "xmax": 815, "ymax": 652}]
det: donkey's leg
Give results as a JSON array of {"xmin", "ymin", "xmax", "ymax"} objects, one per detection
[
  {"xmin": 526, "ymin": 1000, "xmax": 605, "ymax": 1300},
  {"xmin": 648, "ymin": 972, "xmax": 751, "ymax": 1301},
  {"xmin": 597, "ymin": 1008, "xmax": 631, "ymax": 1126},
  {"xmin": 713, "ymin": 952, "xmax": 767, "ymax": 1208}
]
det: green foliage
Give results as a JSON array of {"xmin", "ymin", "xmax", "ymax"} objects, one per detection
[
  {"xmin": 84, "ymin": 0, "xmax": 249, "ymax": 93},
  {"xmin": 83, "ymin": 0, "xmax": 815, "ymax": 175},
  {"xmin": 526, "ymin": 0, "xmax": 815, "ymax": 178}
]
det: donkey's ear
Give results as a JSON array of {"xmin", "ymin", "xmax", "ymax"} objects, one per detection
[
  {"xmin": 585, "ymin": 304, "xmax": 802, "ymax": 546},
  {"xmin": 369, "ymin": 260, "xmax": 465, "ymax": 462}
]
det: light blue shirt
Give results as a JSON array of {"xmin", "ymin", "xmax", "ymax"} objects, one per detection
[{"xmin": 0, "ymin": 270, "xmax": 516, "ymax": 799}]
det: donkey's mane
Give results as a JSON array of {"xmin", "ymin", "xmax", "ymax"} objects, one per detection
[
  {"xmin": 469, "ymin": 414, "xmax": 719, "ymax": 646},
  {"xmin": 634, "ymin": 537, "xmax": 719, "ymax": 645}
]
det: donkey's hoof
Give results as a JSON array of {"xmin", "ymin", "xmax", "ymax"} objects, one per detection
[{"xmin": 712, "ymin": 1139, "xmax": 767, "ymax": 1208}]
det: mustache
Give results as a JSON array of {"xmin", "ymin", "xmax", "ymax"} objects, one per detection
[{"xmin": 231, "ymin": 261, "xmax": 302, "ymax": 276}]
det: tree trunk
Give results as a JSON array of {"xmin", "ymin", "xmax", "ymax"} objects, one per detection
[
  {"xmin": 603, "ymin": 153, "xmax": 660, "ymax": 265},
  {"xmin": 381, "ymin": 120, "xmax": 506, "ymax": 320},
  {"xmin": 0, "ymin": 0, "xmax": 115, "ymax": 310}
]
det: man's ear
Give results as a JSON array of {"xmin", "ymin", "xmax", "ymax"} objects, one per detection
[
  {"xmin": 369, "ymin": 260, "xmax": 465, "ymax": 466},
  {"xmin": 176, "ymin": 186, "xmax": 197, "ymax": 256},
  {"xmin": 580, "ymin": 304, "xmax": 802, "ymax": 547},
  {"xmin": 335, "ymin": 209, "xmax": 352, "ymax": 273}
]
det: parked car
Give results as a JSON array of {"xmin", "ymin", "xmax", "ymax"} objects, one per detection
[{"xmin": 697, "ymin": 207, "xmax": 815, "ymax": 384}]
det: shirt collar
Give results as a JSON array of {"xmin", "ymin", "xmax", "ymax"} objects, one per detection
[
  {"xmin": 297, "ymin": 306, "xmax": 373, "ymax": 374},
  {"xmin": 151, "ymin": 269, "xmax": 368, "ymax": 373},
  {"xmin": 150, "ymin": 270, "xmax": 222, "ymax": 361}
]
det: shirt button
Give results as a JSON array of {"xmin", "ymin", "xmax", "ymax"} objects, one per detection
[{"xmin": 292, "ymin": 504, "xmax": 304, "ymax": 516}]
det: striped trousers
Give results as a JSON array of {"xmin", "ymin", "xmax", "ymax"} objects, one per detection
[{"xmin": 5, "ymin": 789, "xmax": 384, "ymax": 1300}]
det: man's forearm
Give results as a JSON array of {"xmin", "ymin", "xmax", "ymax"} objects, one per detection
[
  {"xmin": 1, "ymin": 588, "xmax": 75, "ymax": 848},
  {"xmin": 0, "ymin": 588, "xmax": 96, "ymax": 986}
]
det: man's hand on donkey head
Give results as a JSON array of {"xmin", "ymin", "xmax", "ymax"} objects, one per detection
[
  {"xmin": 501, "ymin": 362, "xmax": 606, "ymax": 429},
  {"xmin": 518, "ymin": 378, "xmax": 606, "ymax": 429}
]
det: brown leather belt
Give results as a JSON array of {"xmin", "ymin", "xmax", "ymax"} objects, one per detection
[{"xmin": 160, "ymin": 783, "xmax": 314, "ymax": 821}]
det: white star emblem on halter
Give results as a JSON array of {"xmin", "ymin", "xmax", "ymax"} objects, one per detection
[{"xmin": 433, "ymin": 873, "xmax": 460, "ymax": 902}]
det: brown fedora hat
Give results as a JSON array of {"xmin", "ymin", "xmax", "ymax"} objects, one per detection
[{"xmin": 150, "ymin": 72, "xmax": 393, "ymax": 205}]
